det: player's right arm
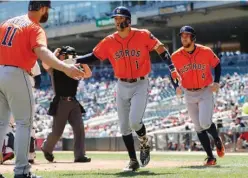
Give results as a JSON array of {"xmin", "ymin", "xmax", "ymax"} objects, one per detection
[
  {"xmin": 143, "ymin": 30, "xmax": 180, "ymax": 82},
  {"xmin": 207, "ymin": 47, "xmax": 221, "ymax": 92},
  {"xmin": 75, "ymin": 38, "xmax": 109, "ymax": 64},
  {"xmin": 42, "ymin": 48, "xmax": 61, "ymax": 75},
  {"xmin": 42, "ymin": 59, "xmax": 53, "ymax": 75},
  {"xmin": 30, "ymin": 27, "xmax": 85, "ymax": 79},
  {"xmin": 170, "ymin": 53, "xmax": 182, "ymax": 95},
  {"xmin": 34, "ymin": 47, "xmax": 84, "ymax": 78}
]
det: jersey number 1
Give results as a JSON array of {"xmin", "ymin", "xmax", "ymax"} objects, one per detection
[
  {"xmin": 1, "ymin": 26, "xmax": 18, "ymax": 47},
  {"xmin": 135, "ymin": 60, "xmax": 139, "ymax": 69}
]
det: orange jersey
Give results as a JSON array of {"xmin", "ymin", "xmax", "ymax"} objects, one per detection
[
  {"xmin": 0, "ymin": 15, "xmax": 47, "ymax": 72},
  {"xmin": 171, "ymin": 44, "xmax": 220, "ymax": 89},
  {"xmin": 93, "ymin": 28, "xmax": 162, "ymax": 79}
]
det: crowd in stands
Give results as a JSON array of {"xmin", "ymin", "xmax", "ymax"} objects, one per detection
[{"xmin": 33, "ymin": 74, "xmax": 176, "ymax": 138}]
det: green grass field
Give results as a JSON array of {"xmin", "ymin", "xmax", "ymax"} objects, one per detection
[{"xmin": 2, "ymin": 152, "xmax": 248, "ymax": 178}]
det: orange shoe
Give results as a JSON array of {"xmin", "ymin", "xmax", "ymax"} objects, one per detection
[
  {"xmin": 204, "ymin": 157, "xmax": 216, "ymax": 166},
  {"xmin": 215, "ymin": 137, "xmax": 225, "ymax": 158},
  {"xmin": 2, "ymin": 152, "xmax": 14, "ymax": 163}
]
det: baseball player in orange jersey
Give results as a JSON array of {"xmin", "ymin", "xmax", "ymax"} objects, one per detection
[
  {"xmin": 75, "ymin": 6, "xmax": 180, "ymax": 171},
  {"xmin": 171, "ymin": 26, "xmax": 225, "ymax": 166},
  {"xmin": 0, "ymin": 1, "xmax": 85, "ymax": 178}
]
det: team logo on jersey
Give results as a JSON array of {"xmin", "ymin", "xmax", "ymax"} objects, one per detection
[
  {"xmin": 179, "ymin": 63, "xmax": 206, "ymax": 74},
  {"xmin": 114, "ymin": 49, "xmax": 141, "ymax": 60}
]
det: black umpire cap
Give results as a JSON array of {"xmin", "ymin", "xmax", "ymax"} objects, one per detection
[
  {"xmin": 59, "ymin": 46, "xmax": 77, "ymax": 57},
  {"xmin": 28, "ymin": 0, "xmax": 52, "ymax": 11}
]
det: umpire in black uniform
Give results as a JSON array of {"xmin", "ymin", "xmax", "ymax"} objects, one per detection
[{"xmin": 41, "ymin": 46, "xmax": 92, "ymax": 163}]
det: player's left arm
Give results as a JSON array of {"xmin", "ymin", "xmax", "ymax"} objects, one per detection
[
  {"xmin": 208, "ymin": 48, "xmax": 221, "ymax": 83},
  {"xmin": 208, "ymin": 48, "xmax": 221, "ymax": 91},
  {"xmin": 214, "ymin": 63, "xmax": 221, "ymax": 83}
]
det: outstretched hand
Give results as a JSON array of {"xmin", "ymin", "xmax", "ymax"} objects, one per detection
[
  {"xmin": 171, "ymin": 70, "xmax": 181, "ymax": 83},
  {"xmin": 210, "ymin": 82, "xmax": 220, "ymax": 93},
  {"xmin": 63, "ymin": 63, "xmax": 86, "ymax": 80}
]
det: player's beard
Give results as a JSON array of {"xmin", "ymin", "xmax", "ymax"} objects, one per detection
[
  {"xmin": 116, "ymin": 24, "xmax": 124, "ymax": 32},
  {"xmin": 182, "ymin": 41, "xmax": 192, "ymax": 49},
  {"xmin": 118, "ymin": 28, "xmax": 125, "ymax": 32},
  {"xmin": 40, "ymin": 12, "xmax": 49, "ymax": 23}
]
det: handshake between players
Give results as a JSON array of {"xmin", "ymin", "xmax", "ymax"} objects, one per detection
[{"xmin": 42, "ymin": 46, "xmax": 92, "ymax": 80}]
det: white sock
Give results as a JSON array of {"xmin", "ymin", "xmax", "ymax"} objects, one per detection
[
  {"xmin": 28, "ymin": 152, "xmax": 36, "ymax": 160},
  {"xmin": 5, "ymin": 147, "xmax": 14, "ymax": 154}
]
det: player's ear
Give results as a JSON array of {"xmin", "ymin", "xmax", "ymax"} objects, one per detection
[
  {"xmin": 40, "ymin": 7, "xmax": 48, "ymax": 14},
  {"xmin": 46, "ymin": 7, "xmax": 50, "ymax": 13},
  {"xmin": 126, "ymin": 18, "xmax": 131, "ymax": 25}
]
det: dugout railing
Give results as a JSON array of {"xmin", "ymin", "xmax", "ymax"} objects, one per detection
[
  {"xmin": 35, "ymin": 127, "xmax": 248, "ymax": 152},
  {"xmin": 152, "ymin": 127, "xmax": 248, "ymax": 152}
]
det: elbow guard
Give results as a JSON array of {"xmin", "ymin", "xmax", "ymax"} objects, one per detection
[{"xmin": 159, "ymin": 50, "xmax": 175, "ymax": 72}]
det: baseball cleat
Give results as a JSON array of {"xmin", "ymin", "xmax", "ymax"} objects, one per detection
[
  {"xmin": 74, "ymin": 156, "xmax": 91, "ymax": 163},
  {"xmin": 2, "ymin": 152, "xmax": 14, "ymax": 163},
  {"xmin": 41, "ymin": 147, "xmax": 54, "ymax": 162},
  {"xmin": 215, "ymin": 137, "xmax": 225, "ymax": 158},
  {"xmin": 123, "ymin": 159, "xmax": 140, "ymax": 172},
  {"xmin": 139, "ymin": 136, "xmax": 150, "ymax": 167},
  {"xmin": 14, "ymin": 172, "xmax": 42, "ymax": 178},
  {"xmin": 28, "ymin": 159, "xmax": 34, "ymax": 164},
  {"xmin": 28, "ymin": 152, "xmax": 36, "ymax": 164},
  {"xmin": 0, "ymin": 174, "xmax": 5, "ymax": 178},
  {"xmin": 204, "ymin": 157, "xmax": 216, "ymax": 166}
]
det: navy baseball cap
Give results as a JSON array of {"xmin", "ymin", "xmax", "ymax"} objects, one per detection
[{"xmin": 111, "ymin": 6, "xmax": 131, "ymax": 19}]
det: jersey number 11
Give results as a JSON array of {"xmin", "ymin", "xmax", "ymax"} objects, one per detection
[{"xmin": 1, "ymin": 26, "xmax": 18, "ymax": 47}]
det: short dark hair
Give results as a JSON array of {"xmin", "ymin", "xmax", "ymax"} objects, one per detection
[{"xmin": 28, "ymin": 1, "xmax": 52, "ymax": 11}]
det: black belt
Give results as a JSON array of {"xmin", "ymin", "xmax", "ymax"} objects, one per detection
[
  {"xmin": 186, "ymin": 86, "xmax": 207, "ymax": 92},
  {"xmin": 3, "ymin": 65, "xmax": 18, "ymax": 68},
  {"xmin": 120, "ymin": 77, "xmax": 145, "ymax": 83},
  {"xmin": 59, "ymin": 96, "xmax": 76, "ymax": 101}
]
